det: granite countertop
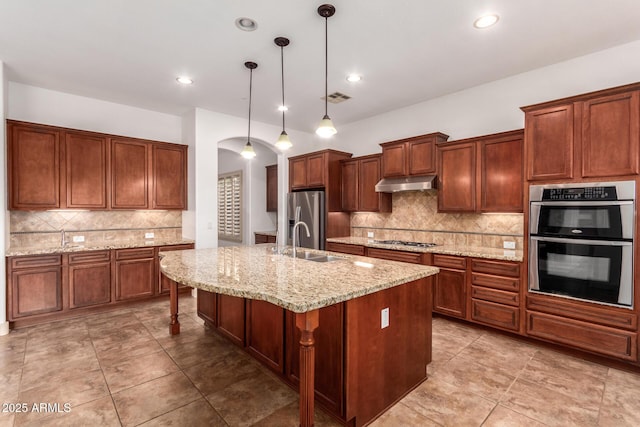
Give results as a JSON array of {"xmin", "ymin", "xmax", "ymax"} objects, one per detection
[
  {"xmin": 327, "ymin": 236, "xmax": 524, "ymax": 262},
  {"xmin": 6, "ymin": 238, "xmax": 195, "ymax": 257},
  {"xmin": 159, "ymin": 245, "xmax": 439, "ymax": 313}
]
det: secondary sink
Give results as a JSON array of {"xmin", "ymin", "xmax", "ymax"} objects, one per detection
[{"xmin": 288, "ymin": 250, "xmax": 345, "ymax": 263}]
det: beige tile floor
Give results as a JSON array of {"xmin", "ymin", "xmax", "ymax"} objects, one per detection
[{"xmin": 1, "ymin": 296, "xmax": 640, "ymax": 426}]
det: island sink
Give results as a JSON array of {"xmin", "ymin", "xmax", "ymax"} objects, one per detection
[{"xmin": 289, "ymin": 250, "xmax": 345, "ymax": 262}]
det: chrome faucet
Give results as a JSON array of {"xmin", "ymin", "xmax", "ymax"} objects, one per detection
[
  {"xmin": 292, "ymin": 221, "xmax": 310, "ymax": 258},
  {"xmin": 60, "ymin": 229, "xmax": 67, "ymax": 247}
]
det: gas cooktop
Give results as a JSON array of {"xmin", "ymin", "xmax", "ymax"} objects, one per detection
[{"xmin": 373, "ymin": 240, "xmax": 439, "ymax": 248}]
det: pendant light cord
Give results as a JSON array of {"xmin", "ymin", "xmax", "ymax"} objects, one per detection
[
  {"xmin": 324, "ymin": 16, "xmax": 328, "ymax": 117},
  {"xmin": 280, "ymin": 45, "xmax": 286, "ymax": 131},
  {"xmin": 248, "ymin": 67, "xmax": 253, "ymax": 144}
]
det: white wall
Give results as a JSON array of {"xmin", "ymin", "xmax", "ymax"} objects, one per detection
[
  {"xmin": 181, "ymin": 110, "xmax": 196, "ymax": 240},
  {"xmin": 1, "ymin": 62, "xmax": 7, "ymax": 335},
  {"xmin": 333, "ymin": 40, "xmax": 640, "ymax": 156}
]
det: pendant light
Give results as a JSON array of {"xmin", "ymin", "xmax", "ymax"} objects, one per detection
[
  {"xmin": 274, "ymin": 37, "xmax": 292, "ymax": 150},
  {"xmin": 315, "ymin": 4, "xmax": 337, "ymax": 138},
  {"xmin": 241, "ymin": 61, "xmax": 258, "ymax": 159}
]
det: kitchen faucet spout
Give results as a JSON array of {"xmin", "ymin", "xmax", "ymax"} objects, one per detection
[{"xmin": 292, "ymin": 221, "xmax": 310, "ymax": 258}]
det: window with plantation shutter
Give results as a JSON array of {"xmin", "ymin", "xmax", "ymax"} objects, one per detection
[{"xmin": 218, "ymin": 171, "xmax": 242, "ymax": 242}]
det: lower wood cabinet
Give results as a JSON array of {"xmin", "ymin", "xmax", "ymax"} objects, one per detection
[
  {"xmin": 217, "ymin": 294, "xmax": 246, "ymax": 346},
  {"xmin": 247, "ymin": 300, "xmax": 285, "ymax": 374},
  {"xmin": 68, "ymin": 251, "xmax": 112, "ymax": 309},
  {"xmin": 197, "ymin": 289, "xmax": 217, "ymax": 326},
  {"xmin": 254, "ymin": 233, "xmax": 276, "ymax": 244},
  {"xmin": 8, "ymin": 255, "xmax": 62, "ymax": 318},
  {"xmin": 325, "ymin": 241, "xmax": 365, "ymax": 256},
  {"xmin": 432, "ymin": 254, "xmax": 467, "ymax": 319},
  {"xmin": 115, "ymin": 248, "xmax": 156, "ymax": 301}
]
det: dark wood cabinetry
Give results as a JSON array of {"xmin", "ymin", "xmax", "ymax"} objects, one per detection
[
  {"xmin": 68, "ymin": 251, "xmax": 112, "ymax": 309},
  {"xmin": 470, "ymin": 259, "xmax": 521, "ymax": 332},
  {"xmin": 254, "ymin": 233, "xmax": 276, "ymax": 244},
  {"xmin": 115, "ymin": 247, "xmax": 155, "ymax": 301},
  {"xmin": 341, "ymin": 154, "xmax": 391, "ymax": 212},
  {"xmin": 65, "ymin": 131, "xmax": 109, "ymax": 209},
  {"xmin": 6, "ymin": 120, "xmax": 188, "ymax": 211},
  {"xmin": 266, "ymin": 164, "xmax": 278, "ymax": 212},
  {"xmin": 437, "ymin": 129, "xmax": 523, "ymax": 213},
  {"xmin": 7, "ymin": 122, "xmax": 61, "ymax": 210},
  {"xmin": 325, "ymin": 241, "xmax": 365, "ymax": 255},
  {"xmin": 380, "ymin": 132, "xmax": 449, "ymax": 178},
  {"xmin": 432, "ymin": 254, "xmax": 467, "ymax": 319},
  {"xmin": 522, "ymin": 83, "xmax": 640, "ymax": 182},
  {"xmin": 152, "ymin": 143, "xmax": 187, "ymax": 209},
  {"xmin": 8, "ymin": 255, "xmax": 62, "ymax": 318},
  {"xmin": 247, "ymin": 300, "xmax": 285, "ymax": 374},
  {"xmin": 217, "ymin": 294, "xmax": 246, "ymax": 346},
  {"xmin": 158, "ymin": 244, "xmax": 195, "ymax": 294}
]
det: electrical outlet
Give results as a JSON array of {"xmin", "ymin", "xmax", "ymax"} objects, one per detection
[
  {"xmin": 381, "ymin": 308, "xmax": 389, "ymax": 329},
  {"xmin": 503, "ymin": 241, "xmax": 516, "ymax": 249},
  {"xmin": 72, "ymin": 235, "xmax": 85, "ymax": 243},
  {"xmin": 367, "ymin": 232, "xmax": 374, "ymax": 238},
  {"xmin": 145, "ymin": 232, "xmax": 155, "ymax": 239}
]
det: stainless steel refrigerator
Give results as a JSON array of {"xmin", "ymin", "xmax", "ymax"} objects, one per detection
[{"xmin": 287, "ymin": 191, "xmax": 325, "ymax": 250}]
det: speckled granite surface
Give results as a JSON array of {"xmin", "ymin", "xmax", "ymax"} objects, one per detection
[
  {"xmin": 159, "ymin": 245, "xmax": 438, "ymax": 313},
  {"xmin": 6, "ymin": 239, "xmax": 195, "ymax": 257},
  {"xmin": 327, "ymin": 236, "xmax": 524, "ymax": 262}
]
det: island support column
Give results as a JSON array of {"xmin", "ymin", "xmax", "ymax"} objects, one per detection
[
  {"xmin": 295, "ymin": 310, "xmax": 319, "ymax": 427},
  {"xmin": 169, "ymin": 279, "xmax": 180, "ymax": 335}
]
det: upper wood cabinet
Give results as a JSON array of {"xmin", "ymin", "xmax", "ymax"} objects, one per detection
[
  {"xmin": 6, "ymin": 120, "xmax": 188, "ymax": 211},
  {"xmin": 437, "ymin": 129, "xmax": 523, "ymax": 213},
  {"xmin": 65, "ymin": 131, "xmax": 109, "ymax": 209},
  {"xmin": 266, "ymin": 164, "xmax": 278, "ymax": 212},
  {"xmin": 7, "ymin": 121, "xmax": 61, "ymax": 209},
  {"xmin": 380, "ymin": 132, "xmax": 449, "ymax": 178},
  {"xmin": 340, "ymin": 154, "xmax": 391, "ymax": 213},
  {"xmin": 152, "ymin": 143, "xmax": 187, "ymax": 209},
  {"xmin": 288, "ymin": 149, "xmax": 352, "ymax": 212},
  {"xmin": 522, "ymin": 83, "xmax": 640, "ymax": 182}
]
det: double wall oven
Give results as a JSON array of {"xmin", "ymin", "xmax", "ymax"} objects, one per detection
[{"xmin": 529, "ymin": 181, "xmax": 635, "ymax": 308}]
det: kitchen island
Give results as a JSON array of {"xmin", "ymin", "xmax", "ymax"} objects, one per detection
[{"xmin": 159, "ymin": 245, "xmax": 438, "ymax": 427}]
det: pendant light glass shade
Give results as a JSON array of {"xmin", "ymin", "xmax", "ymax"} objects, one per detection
[
  {"xmin": 241, "ymin": 141, "xmax": 256, "ymax": 158},
  {"xmin": 275, "ymin": 131, "xmax": 292, "ymax": 150},
  {"xmin": 274, "ymin": 37, "xmax": 292, "ymax": 150},
  {"xmin": 242, "ymin": 61, "xmax": 258, "ymax": 160},
  {"xmin": 316, "ymin": 4, "xmax": 337, "ymax": 138}
]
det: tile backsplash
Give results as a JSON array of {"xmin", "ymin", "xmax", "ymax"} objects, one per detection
[
  {"xmin": 9, "ymin": 210, "xmax": 182, "ymax": 247},
  {"xmin": 351, "ymin": 191, "xmax": 524, "ymax": 249}
]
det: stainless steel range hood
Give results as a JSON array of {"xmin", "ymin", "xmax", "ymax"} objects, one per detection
[{"xmin": 374, "ymin": 175, "xmax": 437, "ymax": 193}]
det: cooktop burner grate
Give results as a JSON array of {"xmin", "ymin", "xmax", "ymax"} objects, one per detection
[{"xmin": 373, "ymin": 240, "xmax": 438, "ymax": 248}]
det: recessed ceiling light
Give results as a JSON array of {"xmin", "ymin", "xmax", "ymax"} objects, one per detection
[
  {"xmin": 278, "ymin": 105, "xmax": 288, "ymax": 112},
  {"xmin": 176, "ymin": 76, "xmax": 193, "ymax": 85},
  {"xmin": 473, "ymin": 14, "xmax": 499, "ymax": 29},
  {"xmin": 235, "ymin": 17, "xmax": 258, "ymax": 32},
  {"xmin": 346, "ymin": 74, "xmax": 362, "ymax": 83}
]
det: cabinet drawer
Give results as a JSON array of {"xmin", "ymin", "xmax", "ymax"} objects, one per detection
[
  {"xmin": 471, "ymin": 273, "xmax": 519, "ymax": 292},
  {"xmin": 471, "ymin": 286, "xmax": 519, "ymax": 306},
  {"xmin": 68, "ymin": 250, "xmax": 111, "ymax": 265},
  {"xmin": 10, "ymin": 255, "xmax": 61, "ymax": 270},
  {"xmin": 433, "ymin": 254, "xmax": 466, "ymax": 269},
  {"xmin": 526, "ymin": 310, "xmax": 637, "ymax": 361},
  {"xmin": 326, "ymin": 242, "xmax": 365, "ymax": 256},
  {"xmin": 115, "ymin": 247, "xmax": 155, "ymax": 260},
  {"xmin": 471, "ymin": 259, "xmax": 520, "ymax": 277},
  {"xmin": 158, "ymin": 244, "xmax": 195, "ymax": 252},
  {"xmin": 366, "ymin": 247, "xmax": 423, "ymax": 264},
  {"xmin": 472, "ymin": 299, "xmax": 520, "ymax": 332}
]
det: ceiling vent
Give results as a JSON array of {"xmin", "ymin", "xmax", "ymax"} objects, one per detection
[{"xmin": 322, "ymin": 92, "xmax": 351, "ymax": 104}]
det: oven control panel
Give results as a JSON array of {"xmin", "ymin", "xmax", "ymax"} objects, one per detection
[{"xmin": 542, "ymin": 186, "xmax": 617, "ymax": 201}]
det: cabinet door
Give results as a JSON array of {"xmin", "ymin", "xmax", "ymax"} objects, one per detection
[
  {"xmin": 438, "ymin": 142, "xmax": 476, "ymax": 212},
  {"xmin": 8, "ymin": 123, "xmax": 61, "ymax": 209},
  {"xmin": 480, "ymin": 136, "xmax": 523, "ymax": 212},
  {"xmin": 306, "ymin": 153, "xmax": 325, "ymax": 187},
  {"xmin": 115, "ymin": 258, "xmax": 155, "ymax": 301},
  {"xmin": 409, "ymin": 137, "xmax": 436, "ymax": 175},
  {"xmin": 217, "ymin": 294, "xmax": 246, "ymax": 346},
  {"xmin": 266, "ymin": 164, "xmax": 278, "ymax": 212},
  {"xmin": 111, "ymin": 139, "xmax": 149, "ymax": 209},
  {"xmin": 359, "ymin": 156, "xmax": 391, "ymax": 212},
  {"xmin": 65, "ymin": 132, "xmax": 109, "ymax": 209},
  {"xmin": 152, "ymin": 143, "xmax": 186, "ymax": 209},
  {"xmin": 10, "ymin": 267, "xmax": 62, "ymax": 318},
  {"xmin": 433, "ymin": 268, "xmax": 466, "ymax": 318},
  {"xmin": 581, "ymin": 91, "xmax": 640, "ymax": 177},
  {"xmin": 381, "ymin": 143, "xmax": 406, "ymax": 177},
  {"xmin": 341, "ymin": 159, "xmax": 359, "ymax": 211},
  {"xmin": 69, "ymin": 262, "xmax": 112, "ymax": 308},
  {"xmin": 246, "ymin": 300, "xmax": 285, "ymax": 374},
  {"xmin": 286, "ymin": 304, "xmax": 344, "ymax": 417},
  {"xmin": 197, "ymin": 289, "xmax": 217, "ymax": 326},
  {"xmin": 525, "ymin": 104, "xmax": 574, "ymax": 181},
  {"xmin": 289, "ymin": 157, "xmax": 308, "ymax": 189}
]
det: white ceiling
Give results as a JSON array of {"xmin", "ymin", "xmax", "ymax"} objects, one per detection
[{"xmin": 2, "ymin": 1, "xmax": 640, "ymax": 135}]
